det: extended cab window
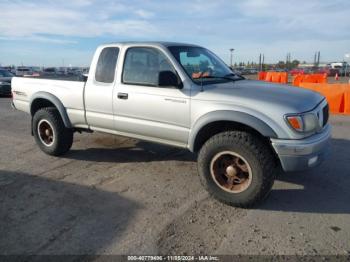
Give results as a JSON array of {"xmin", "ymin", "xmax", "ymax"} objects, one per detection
[
  {"xmin": 123, "ymin": 47, "xmax": 175, "ymax": 86},
  {"xmin": 95, "ymin": 47, "xmax": 119, "ymax": 83}
]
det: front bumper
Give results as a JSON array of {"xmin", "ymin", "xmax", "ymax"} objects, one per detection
[{"xmin": 271, "ymin": 124, "xmax": 331, "ymax": 172}]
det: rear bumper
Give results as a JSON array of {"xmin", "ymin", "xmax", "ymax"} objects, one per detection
[{"xmin": 271, "ymin": 125, "xmax": 331, "ymax": 172}]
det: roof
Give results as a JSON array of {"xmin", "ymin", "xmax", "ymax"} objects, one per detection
[{"xmin": 100, "ymin": 41, "xmax": 202, "ymax": 48}]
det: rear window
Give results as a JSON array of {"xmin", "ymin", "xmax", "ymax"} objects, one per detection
[{"xmin": 95, "ymin": 47, "xmax": 119, "ymax": 83}]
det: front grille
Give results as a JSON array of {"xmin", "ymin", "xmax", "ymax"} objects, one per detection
[{"xmin": 322, "ymin": 104, "xmax": 329, "ymax": 126}]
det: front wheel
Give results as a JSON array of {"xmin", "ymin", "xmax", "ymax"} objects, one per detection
[
  {"xmin": 33, "ymin": 107, "xmax": 73, "ymax": 156},
  {"xmin": 197, "ymin": 131, "xmax": 277, "ymax": 207}
]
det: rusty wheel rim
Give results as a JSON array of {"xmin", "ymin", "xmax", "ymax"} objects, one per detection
[
  {"xmin": 210, "ymin": 151, "xmax": 252, "ymax": 193},
  {"xmin": 37, "ymin": 119, "xmax": 55, "ymax": 147}
]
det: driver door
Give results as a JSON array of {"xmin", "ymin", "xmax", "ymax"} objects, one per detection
[{"xmin": 113, "ymin": 46, "xmax": 190, "ymax": 147}]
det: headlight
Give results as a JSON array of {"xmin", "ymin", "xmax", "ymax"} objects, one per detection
[
  {"xmin": 286, "ymin": 113, "xmax": 319, "ymax": 133},
  {"xmin": 0, "ymin": 81, "xmax": 4, "ymax": 85}
]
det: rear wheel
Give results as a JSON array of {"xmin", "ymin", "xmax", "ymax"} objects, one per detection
[
  {"xmin": 197, "ymin": 131, "xmax": 277, "ymax": 207},
  {"xmin": 33, "ymin": 107, "xmax": 73, "ymax": 156}
]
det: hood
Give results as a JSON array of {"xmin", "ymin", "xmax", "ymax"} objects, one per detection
[{"xmin": 197, "ymin": 79, "xmax": 324, "ymax": 113}]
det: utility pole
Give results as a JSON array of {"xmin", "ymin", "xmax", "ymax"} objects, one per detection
[
  {"xmin": 314, "ymin": 52, "xmax": 317, "ymax": 67},
  {"xmin": 259, "ymin": 53, "xmax": 265, "ymax": 71},
  {"xmin": 286, "ymin": 52, "xmax": 291, "ymax": 70},
  {"xmin": 229, "ymin": 48, "xmax": 235, "ymax": 68},
  {"xmin": 314, "ymin": 51, "xmax": 320, "ymax": 68},
  {"xmin": 262, "ymin": 54, "xmax": 265, "ymax": 71},
  {"xmin": 345, "ymin": 53, "xmax": 350, "ymax": 78}
]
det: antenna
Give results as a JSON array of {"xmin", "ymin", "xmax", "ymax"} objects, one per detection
[{"xmin": 197, "ymin": 71, "xmax": 204, "ymax": 92}]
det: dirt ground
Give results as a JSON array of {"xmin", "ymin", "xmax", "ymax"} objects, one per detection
[{"xmin": 1, "ymin": 97, "xmax": 350, "ymax": 256}]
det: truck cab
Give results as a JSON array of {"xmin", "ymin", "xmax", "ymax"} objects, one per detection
[{"xmin": 83, "ymin": 43, "xmax": 191, "ymax": 147}]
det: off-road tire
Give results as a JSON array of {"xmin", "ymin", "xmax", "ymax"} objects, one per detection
[
  {"xmin": 197, "ymin": 131, "xmax": 277, "ymax": 208},
  {"xmin": 33, "ymin": 107, "xmax": 73, "ymax": 156}
]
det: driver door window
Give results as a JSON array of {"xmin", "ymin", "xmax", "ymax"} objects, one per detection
[{"xmin": 123, "ymin": 47, "xmax": 175, "ymax": 87}]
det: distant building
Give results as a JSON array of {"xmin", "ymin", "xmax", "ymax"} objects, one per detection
[
  {"xmin": 298, "ymin": 63, "xmax": 328, "ymax": 68},
  {"xmin": 298, "ymin": 62, "xmax": 348, "ymax": 68},
  {"xmin": 329, "ymin": 62, "xmax": 348, "ymax": 69}
]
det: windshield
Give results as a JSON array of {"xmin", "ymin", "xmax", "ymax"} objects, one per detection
[
  {"xmin": 0, "ymin": 69, "xmax": 14, "ymax": 77},
  {"xmin": 168, "ymin": 46, "xmax": 241, "ymax": 85}
]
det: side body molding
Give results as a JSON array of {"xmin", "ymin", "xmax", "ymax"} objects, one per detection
[
  {"xmin": 30, "ymin": 91, "xmax": 72, "ymax": 128},
  {"xmin": 188, "ymin": 110, "xmax": 277, "ymax": 152}
]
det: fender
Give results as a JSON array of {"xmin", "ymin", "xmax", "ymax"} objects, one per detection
[
  {"xmin": 188, "ymin": 110, "xmax": 278, "ymax": 152},
  {"xmin": 30, "ymin": 91, "xmax": 72, "ymax": 128}
]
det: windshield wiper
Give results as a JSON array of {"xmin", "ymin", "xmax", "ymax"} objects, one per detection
[
  {"xmin": 223, "ymin": 73, "xmax": 245, "ymax": 80},
  {"xmin": 195, "ymin": 72, "xmax": 245, "ymax": 92},
  {"xmin": 196, "ymin": 73, "xmax": 244, "ymax": 82}
]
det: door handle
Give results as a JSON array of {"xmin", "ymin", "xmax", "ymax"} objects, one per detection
[{"xmin": 117, "ymin": 92, "xmax": 128, "ymax": 99}]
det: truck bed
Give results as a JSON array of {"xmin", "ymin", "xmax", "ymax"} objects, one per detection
[{"xmin": 12, "ymin": 77, "xmax": 87, "ymax": 127}]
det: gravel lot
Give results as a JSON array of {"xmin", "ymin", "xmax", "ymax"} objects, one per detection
[{"xmin": 1, "ymin": 97, "xmax": 350, "ymax": 256}]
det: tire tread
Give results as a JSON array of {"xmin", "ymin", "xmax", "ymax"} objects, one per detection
[
  {"xmin": 197, "ymin": 131, "xmax": 276, "ymax": 208},
  {"xmin": 33, "ymin": 107, "xmax": 73, "ymax": 156}
]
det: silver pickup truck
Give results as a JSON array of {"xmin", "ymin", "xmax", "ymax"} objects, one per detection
[{"xmin": 12, "ymin": 42, "xmax": 331, "ymax": 207}]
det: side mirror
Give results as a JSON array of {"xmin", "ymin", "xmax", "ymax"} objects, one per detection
[{"xmin": 158, "ymin": 71, "xmax": 182, "ymax": 88}]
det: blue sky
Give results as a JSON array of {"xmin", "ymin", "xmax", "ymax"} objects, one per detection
[{"xmin": 0, "ymin": 0, "xmax": 349, "ymax": 66}]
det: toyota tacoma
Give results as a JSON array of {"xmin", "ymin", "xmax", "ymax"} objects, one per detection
[{"xmin": 11, "ymin": 42, "xmax": 331, "ymax": 207}]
